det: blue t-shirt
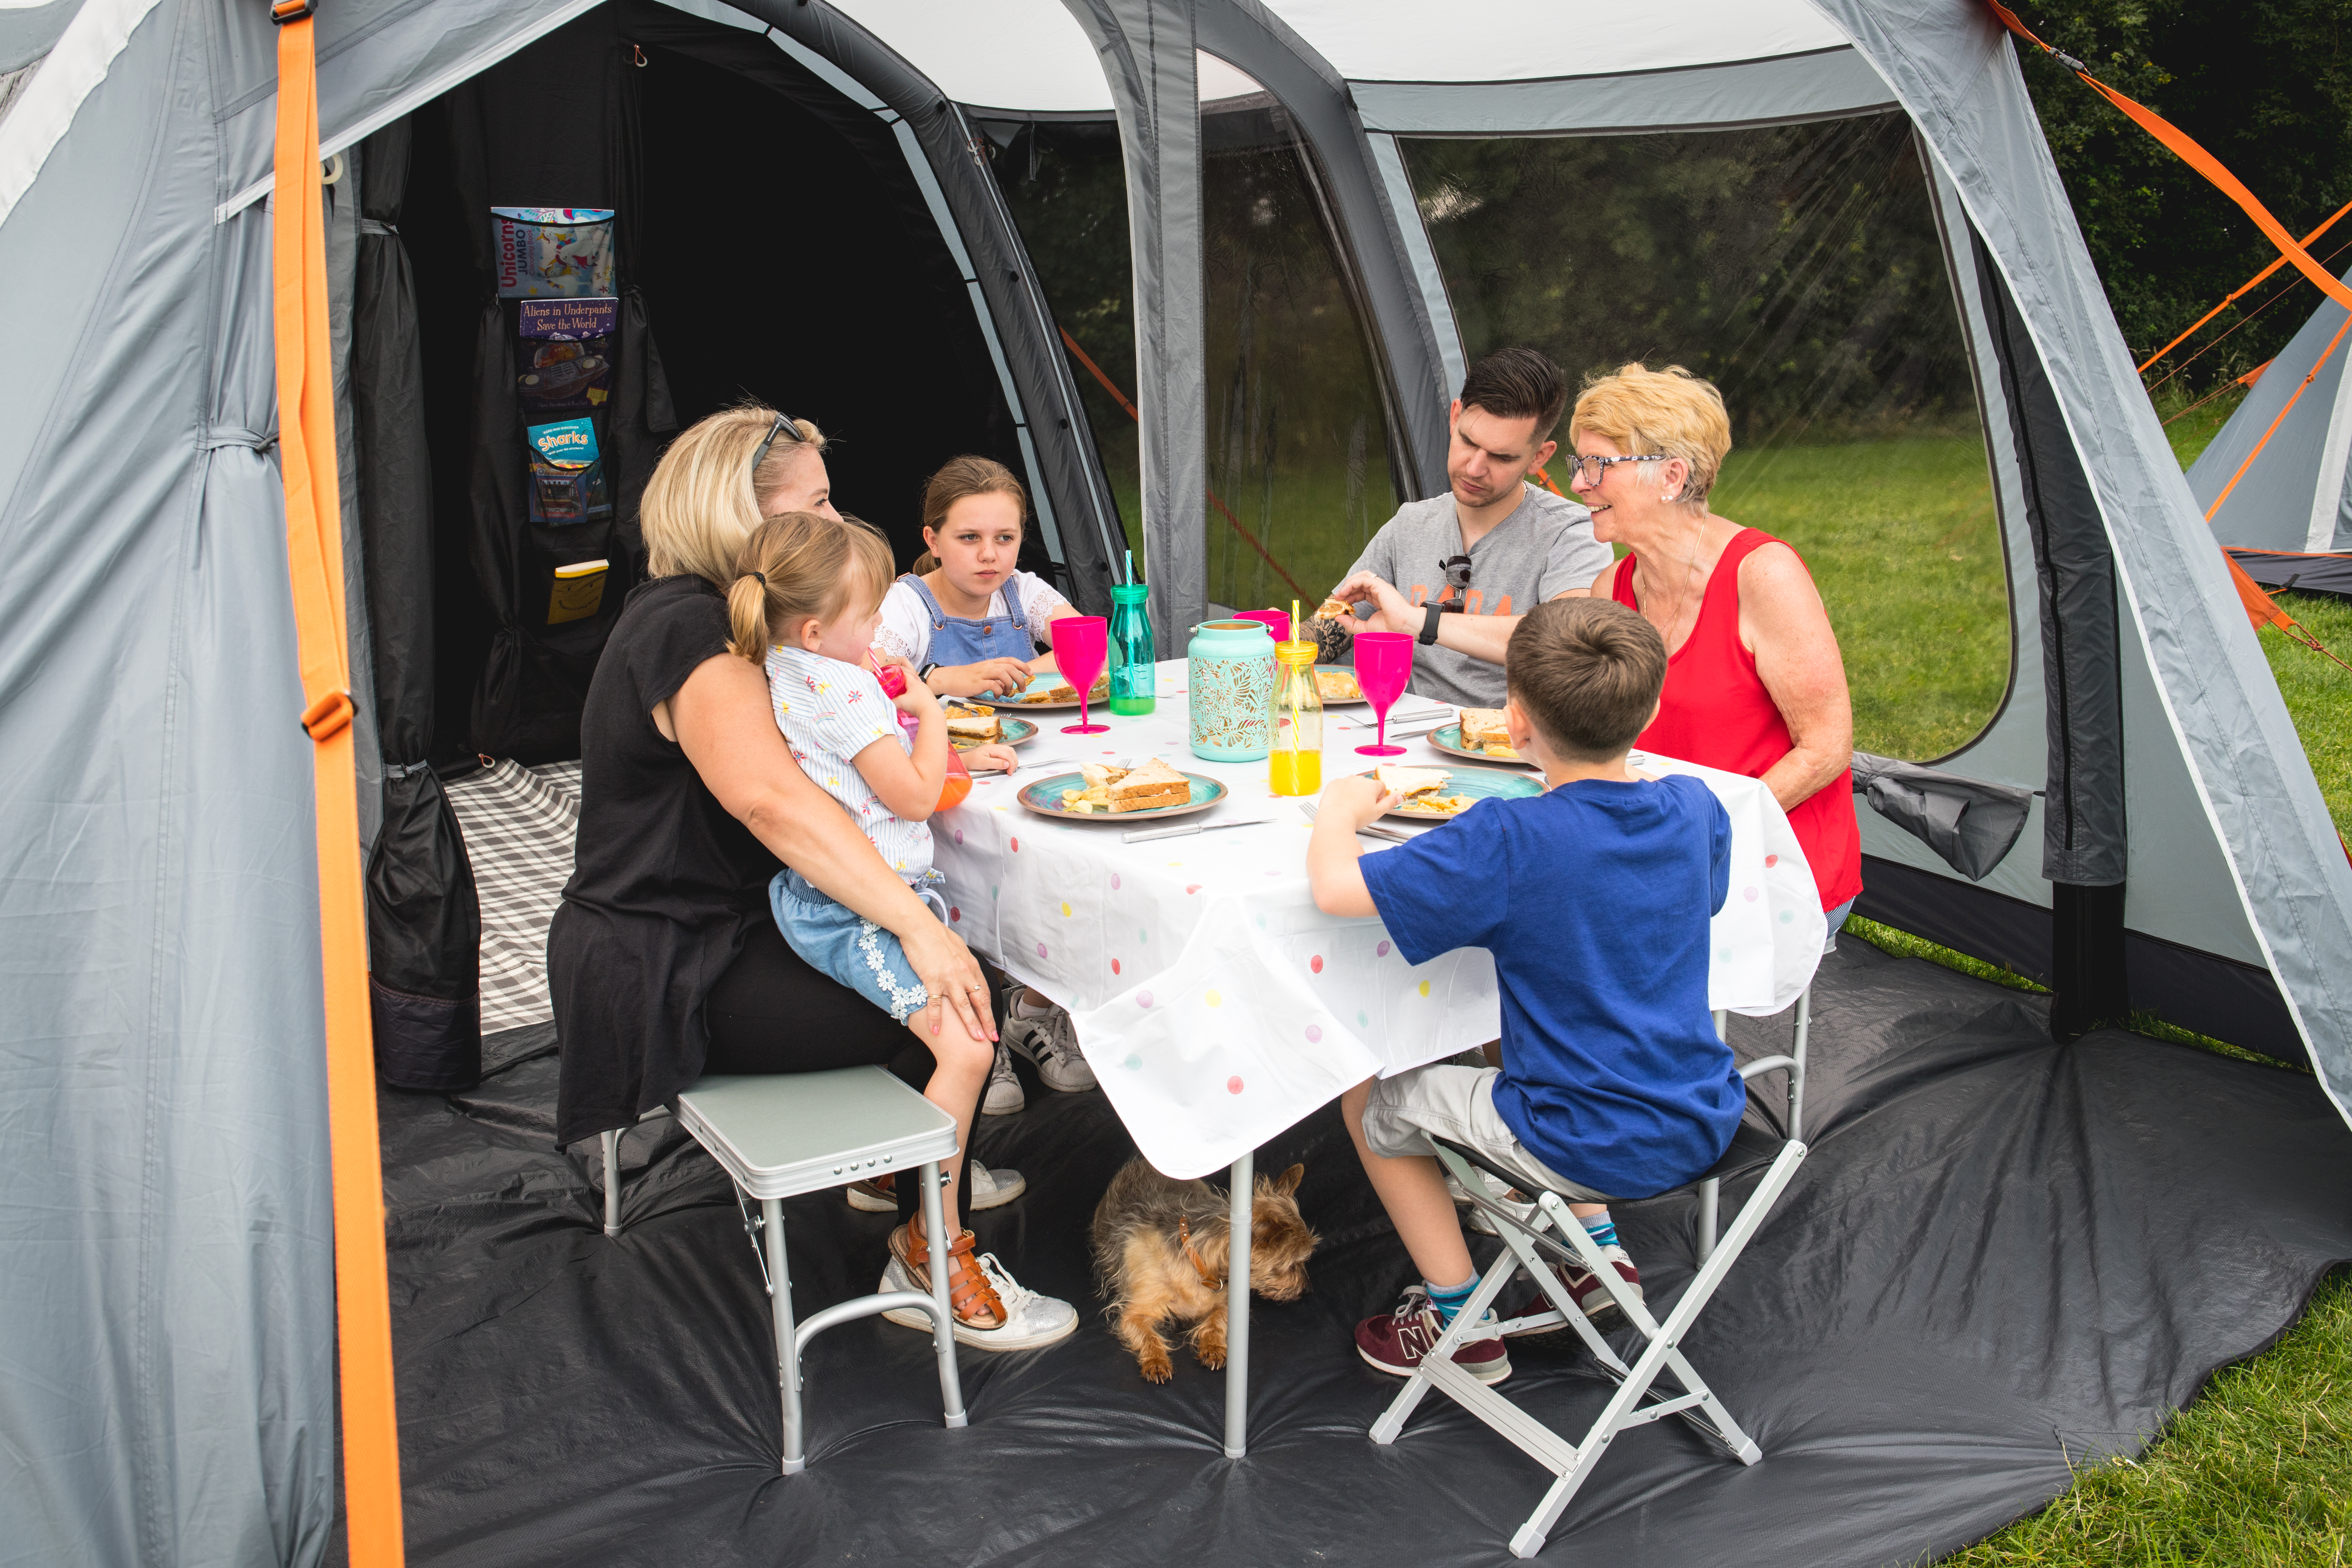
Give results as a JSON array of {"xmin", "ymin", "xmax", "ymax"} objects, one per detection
[{"xmin": 1360, "ymin": 775, "xmax": 1742, "ymax": 1199}]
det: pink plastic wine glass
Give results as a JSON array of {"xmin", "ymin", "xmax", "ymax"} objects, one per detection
[
  {"xmin": 1352, "ymin": 632, "xmax": 1414, "ymax": 756},
  {"xmin": 1051, "ymin": 615, "xmax": 1110, "ymax": 734},
  {"xmin": 1233, "ymin": 608, "xmax": 1290, "ymax": 643}
]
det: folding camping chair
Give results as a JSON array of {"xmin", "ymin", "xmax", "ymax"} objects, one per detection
[
  {"xmin": 1369, "ymin": 1036, "xmax": 1811, "ymax": 1559},
  {"xmin": 600, "ymin": 1067, "xmax": 969, "ymax": 1473}
]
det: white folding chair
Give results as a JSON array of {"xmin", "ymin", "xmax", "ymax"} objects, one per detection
[
  {"xmin": 1369, "ymin": 1039, "xmax": 1810, "ymax": 1558},
  {"xmin": 600, "ymin": 1067, "xmax": 968, "ymax": 1473}
]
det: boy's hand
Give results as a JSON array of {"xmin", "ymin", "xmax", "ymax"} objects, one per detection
[
  {"xmin": 961, "ymin": 742, "xmax": 1020, "ymax": 774},
  {"xmin": 1324, "ymin": 774, "xmax": 1402, "ymax": 830}
]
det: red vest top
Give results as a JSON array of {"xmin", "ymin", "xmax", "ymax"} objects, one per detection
[{"xmin": 1612, "ymin": 528, "xmax": 1862, "ymax": 911}]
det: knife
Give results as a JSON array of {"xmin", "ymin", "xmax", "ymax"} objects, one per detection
[
  {"xmin": 1122, "ymin": 817, "xmax": 1280, "ymax": 844},
  {"xmin": 1296, "ymin": 799, "xmax": 1418, "ymax": 844}
]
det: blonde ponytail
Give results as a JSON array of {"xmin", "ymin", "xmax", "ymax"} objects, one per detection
[
  {"xmin": 727, "ymin": 511, "xmax": 897, "ymax": 662},
  {"xmin": 727, "ymin": 570, "xmax": 774, "ymax": 661}
]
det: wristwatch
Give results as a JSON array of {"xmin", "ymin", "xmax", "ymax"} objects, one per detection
[
  {"xmin": 1418, "ymin": 604, "xmax": 1443, "ymax": 646},
  {"xmin": 917, "ymin": 661, "xmax": 941, "ymax": 682}
]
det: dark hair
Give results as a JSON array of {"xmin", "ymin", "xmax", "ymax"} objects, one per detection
[
  {"xmin": 1459, "ymin": 346, "xmax": 1569, "ymax": 443},
  {"xmin": 1505, "ymin": 599, "xmax": 1666, "ymax": 762}
]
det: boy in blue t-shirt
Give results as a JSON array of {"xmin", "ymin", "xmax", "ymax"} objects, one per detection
[{"xmin": 1306, "ymin": 597, "xmax": 1739, "ymax": 1386}]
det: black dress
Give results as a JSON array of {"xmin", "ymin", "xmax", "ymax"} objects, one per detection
[{"xmin": 548, "ymin": 576, "xmax": 957, "ymax": 1220}]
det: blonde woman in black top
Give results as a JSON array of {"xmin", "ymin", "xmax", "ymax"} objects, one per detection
[{"xmin": 548, "ymin": 406, "xmax": 1076, "ymax": 1350}]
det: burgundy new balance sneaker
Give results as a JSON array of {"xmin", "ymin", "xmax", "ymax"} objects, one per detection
[{"xmin": 1355, "ymin": 1286, "xmax": 1511, "ymax": 1384}]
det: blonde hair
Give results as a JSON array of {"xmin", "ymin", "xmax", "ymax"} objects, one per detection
[
  {"xmin": 1568, "ymin": 363, "xmax": 1732, "ymax": 508},
  {"xmin": 910, "ymin": 454, "xmax": 1027, "ymax": 576},
  {"xmin": 726, "ymin": 511, "xmax": 896, "ymax": 661},
  {"xmin": 640, "ymin": 404, "xmax": 829, "ymax": 585}
]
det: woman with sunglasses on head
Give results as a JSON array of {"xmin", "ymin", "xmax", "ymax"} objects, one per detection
[
  {"xmin": 1336, "ymin": 363, "xmax": 1861, "ymax": 927},
  {"xmin": 547, "ymin": 405, "xmax": 1076, "ymax": 1352}
]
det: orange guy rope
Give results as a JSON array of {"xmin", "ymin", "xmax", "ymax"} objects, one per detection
[
  {"xmin": 1988, "ymin": 2, "xmax": 2352, "ymax": 314},
  {"xmin": 271, "ymin": 2, "xmax": 405, "ymax": 1561},
  {"xmin": 2203, "ymin": 312, "xmax": 2352, "ymax": 521},
  {"xmin": 2137, "ymin": 197, "xmax": 2352, "ymax": 373},
  {"xmin": 1058, "ymin": 326, "xmax": 1312, "ymax": 602}
]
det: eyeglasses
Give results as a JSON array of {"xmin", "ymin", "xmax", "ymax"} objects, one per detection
[
  {"xmin": 1439, "ymin": 553, "xmax": 1473, "ymax": 592},
  {"xmin": 749, "ymin": 410, "xmax": 809, "ymax": 488},
  {"xmin": 1563, "ymin": 452, "xmax": 1667, "ymax": 486}
]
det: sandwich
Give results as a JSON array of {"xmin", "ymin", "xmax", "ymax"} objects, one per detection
[
  {"xmin": 1375, "ymin": 765, "xmax": 1451, "ymax": 799},
  {"xmin": 1019, "ymin": 675, "xmax": 1112, "ymax": 704},
  {"xmin": 1314, "ymin": 669, "xmax": 1362, "ymax": 702},
  {"xmin": 944, "ymin": 702, "xmax": 1001, "ymax": 744},
  {"xmin": 1109, "ymin": 756, "xmax": 1191, "ymax": 813},
  {"xmin": 1458, "ymin": 706, "xmax": 1520, "ymax": 760},
  {"xmin": 1314, "ymin": 596, "xmax": 1354, "ymax": 622}
]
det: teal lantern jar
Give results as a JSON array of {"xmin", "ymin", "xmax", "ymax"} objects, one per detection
[{"xmin": 1187, "ymin": 619, "xmax": 1277, "ymax": 761}]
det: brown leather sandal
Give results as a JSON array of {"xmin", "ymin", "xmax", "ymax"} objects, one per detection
[{"xmin": 891, "ymin": 1222, "xmax": 1004, "ymax": 1330}]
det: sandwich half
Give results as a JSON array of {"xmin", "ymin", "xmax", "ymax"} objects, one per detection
[
  {"xmin": 1109, "ymin": 756, "xmax": 1192, "ymax": 813},
  {"xmin": 944, "ymin": 702, "xmax": 1002, "ymax": 743},
  {"xmin": 1375, "ymin": 764, "xmax": 1450, "ymax": 798}
]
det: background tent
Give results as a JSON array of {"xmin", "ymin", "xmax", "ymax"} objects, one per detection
[
  {"xmin": 2190, "ymin": 262, "xmax": 2352, "ymax": 553},
  {"xmin": 4, "ymin": 0, "xmax": 2352, "ymax": 1562}
]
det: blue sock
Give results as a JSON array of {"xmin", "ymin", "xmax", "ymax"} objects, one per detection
[
  {"xmin": 1580, "ymin": 1211, "xmax": 1619, "ymax": 1250},
  {"xmin": 1425, "ymin": 1272, "xmax": 1479, "ymax": 1326}
]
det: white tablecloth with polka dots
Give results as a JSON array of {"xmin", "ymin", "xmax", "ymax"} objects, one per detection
[{"xmin": 931, "ymin": 661, "xmax": 1825, "ymax": 1180}]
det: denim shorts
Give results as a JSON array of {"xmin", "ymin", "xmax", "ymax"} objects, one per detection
[{"xmin": 769, "ymin": 868, "xmax": 937, "ymax": 1024}]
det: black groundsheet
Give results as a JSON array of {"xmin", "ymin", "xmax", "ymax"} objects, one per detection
[{"xmin": 376, "ymin": 941, "xmax": 2352, "ymax": 1566}]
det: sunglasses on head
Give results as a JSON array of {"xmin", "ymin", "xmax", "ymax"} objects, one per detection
[{"xmin": 749, "ymin": 411, "xmax": 810, "ymax": 492}]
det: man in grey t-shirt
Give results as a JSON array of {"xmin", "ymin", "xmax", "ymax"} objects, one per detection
[{"xmin": 1331, "ymin": 348, "xmax": 1613, "ymax": 708}]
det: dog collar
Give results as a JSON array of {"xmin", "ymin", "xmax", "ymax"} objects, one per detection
[{"xmin": 1175, "ymin": 1214, "xmax": 1226, "ymax": 1292}]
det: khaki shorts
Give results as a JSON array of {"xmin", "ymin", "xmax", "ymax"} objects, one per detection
[{"xmin": 1361, "ymin": 1064, "xmax": 1614, "ymax": 1202}]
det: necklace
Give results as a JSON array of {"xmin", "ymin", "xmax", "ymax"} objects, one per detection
[{"xmin": 1642, "ymin": 515, "xmax": 1713, "ymax": 655}]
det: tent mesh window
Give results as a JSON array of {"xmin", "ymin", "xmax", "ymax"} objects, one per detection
[
  {"xmin": 1403, "ymin": 115, "xmax": 2013, "ymax": 762},
  {"xmin": 987, "ymin": 106, "xmax": 1403, "ymax": 611}
]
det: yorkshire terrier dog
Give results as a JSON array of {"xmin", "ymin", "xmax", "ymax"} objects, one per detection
[{"xmin": 1091, "ymin": 1157, "xmax": 1318, "ymax": 1383}]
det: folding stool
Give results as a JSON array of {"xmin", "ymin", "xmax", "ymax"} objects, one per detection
[
  {"xmin": 600, "ymin": 1067, "xmax": 968, "ymax": 1473},
  {"xmin": 1370, "ymin": 1040, "xmax": 1810, "ymax": 1558}
]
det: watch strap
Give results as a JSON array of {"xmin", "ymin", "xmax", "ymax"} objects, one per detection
[{"xmin": 1417, "ymin": 604, "xmax": 1443, "ymax": 646}]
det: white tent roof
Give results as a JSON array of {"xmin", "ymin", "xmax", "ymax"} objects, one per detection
[{"xmin": 833, "ymin": 0, "xmax": 1852, "ymax": 113}]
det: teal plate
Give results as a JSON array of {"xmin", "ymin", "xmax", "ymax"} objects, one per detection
[
  {"xmin": 1017, "ymin": 769, "xmax": 1228, "ymax": 822},
  {"xmin": 1427, "ymin": 722, "xmax": 1534, "ymax": 767},
  {"xmin": 953, "ymin": 715, "xmax": 1038, "ymax": 752},
  {"xmin": 1361, "ymin": 763, "xmax": 1544, "ymax": 822}
]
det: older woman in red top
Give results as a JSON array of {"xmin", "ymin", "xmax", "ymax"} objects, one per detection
[{"xmin": 1336, "ymin": 361, "xmax": 1860, "ymax": 920}]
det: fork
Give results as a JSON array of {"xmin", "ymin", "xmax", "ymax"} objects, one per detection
[{"xmin": 1296, "ymin": 798, "xmax": 1418, "ymax": 844}]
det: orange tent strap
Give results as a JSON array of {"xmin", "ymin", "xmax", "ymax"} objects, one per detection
[
  {"xmin": 2204, "ymin": 314, "xmax": 2352, "ymax": 521},
  {"xmin": 2225, "ymin": 551, "xmax": 2292, "ymax": 631},
  {"xmin": 272, "ymin": 10, "xmax": 405, "ymax": 1565},
  {"xmin": 1987, "ymin": 3, "xmax": 2352, "ymax": 314},
  {"xmin": 2136, "ymin": 197, "xmax": 2352, "ymax": 374}
]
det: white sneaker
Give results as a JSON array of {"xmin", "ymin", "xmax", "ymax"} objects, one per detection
[
  {"xmin": 1003, "ymin": 1001, "xmax": 1096, "ymax": 1093},
  {"xmin": 982, "ymin": 1041, "xmax": 1026, "ymax": 1116},
  {"xmin": 879, "ymin": 1250, "xmax": 1080, "ymax": 1351},
  {"xmin": 845, "ymin": 1161, "xmax": 1026, "ymax": 1212}
]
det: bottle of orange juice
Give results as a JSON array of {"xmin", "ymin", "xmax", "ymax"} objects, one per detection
[{"xmin": 1268, "ymin": 634, "xmax": 1323, "ymax": 795}]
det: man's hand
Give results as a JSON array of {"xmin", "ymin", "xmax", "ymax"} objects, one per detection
[{"xmin": 1328, "ymin": 571, "xmax": 1419, "ymax": 637}]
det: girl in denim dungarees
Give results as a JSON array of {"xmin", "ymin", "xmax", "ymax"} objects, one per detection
[
  {"xmin": 876, "ymin": 456, "xmax": 1099, "ymax": 1111},
  {"xmin": 875, "ymin": 456, "xmax": 1074, "ymax": 700}
]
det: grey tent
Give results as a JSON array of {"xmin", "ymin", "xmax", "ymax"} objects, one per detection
[
  {"xmin": 2190, "ymin": 262, "xmax": 2352, "ymax": 552},
  {"xmin": 5, "ymin": 0, "xmax": 2352, "ymax": 1560}
]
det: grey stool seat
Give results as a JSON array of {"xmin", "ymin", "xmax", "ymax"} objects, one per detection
[{"xmin": 601, "ymin": 1067, "xmax": 968, "ymax": 1473}]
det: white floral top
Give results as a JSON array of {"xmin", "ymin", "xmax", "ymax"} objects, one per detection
[{"xmin": 764, "ymin": 645, "xmax": 934, "ymax": 883}]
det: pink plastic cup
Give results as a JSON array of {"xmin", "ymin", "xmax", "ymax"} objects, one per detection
[
  {"xmin": 1352, "ymin": 632, "xmax": 1414, "ymax": 756},
  {"xmin": 1232, "ymin": 608, "xmax": 1291, "ymax": 644},
  {"xmin": 1050, "ymin": 615, "xmax": 1110, "ymax": 734}
]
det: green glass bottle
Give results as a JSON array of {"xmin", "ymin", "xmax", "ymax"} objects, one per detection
[{"xmin": 1108, "ymin": 581, "xmax": 1156, "ymax": 715}]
